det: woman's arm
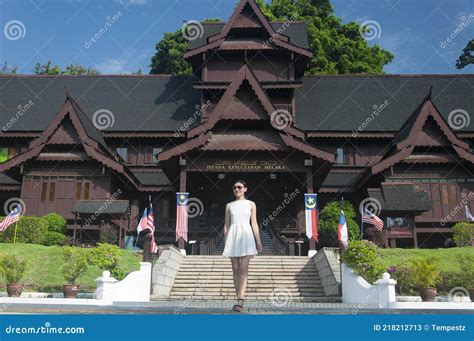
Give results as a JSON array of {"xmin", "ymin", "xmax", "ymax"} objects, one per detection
[
  {"xmin": 224, "ymin": 203, "xmax": 230, "ymax": 238},
  {"xmin": 250, "ymin": 201, "xmax": 263, "ymax": 251}
]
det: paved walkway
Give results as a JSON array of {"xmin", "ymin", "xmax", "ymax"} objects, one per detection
[{"xmin": 1, "ymin": 299, "xmax": 472, "ymax": 315}]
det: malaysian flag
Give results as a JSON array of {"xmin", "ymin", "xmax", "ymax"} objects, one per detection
[
  {"xmin": 304, "ymin": 194, "xmax": 319, "ymax": 242},
  {"xmin": 0, "ymin": 206, "xmax": 21, "ymax": 232},
  {"xmin": 362, "ymin": 210, "xmax": 384, "ymax": 231},
  {"xmin": 135, "ymin": 203, "xmax": 157, "ymax": 253},
  {"xmin": 176, "ymin": 192, "xmax": 188, "ymax": 242}
]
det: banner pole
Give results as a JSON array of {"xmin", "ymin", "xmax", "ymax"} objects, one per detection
[{"xmin": 13, "ymin": 221, "xmax": 18, "ymax": 244}]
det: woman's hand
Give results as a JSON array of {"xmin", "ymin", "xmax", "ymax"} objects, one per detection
[{"xmin": 256, "ymin": 241, "xmax": 263, "ymax": 252}]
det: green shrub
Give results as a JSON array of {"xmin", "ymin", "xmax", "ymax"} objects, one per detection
[
  {"xmin": 457, "ymin": 253, "xmax": 474, "ymax": 288},
  {"xmin": 453, "ymin": 223, "xmax": 474, "ymax": 247},
  {"xmin": 341, "ymin": 240, "xmax": 386, "ymax": 284},
  {"xmin": 61, "ymin": 247, "xmax": 88, "ymax": 285},
  {"xmin": 42, "ymin": 213, "xmax": 67, "ymax": 234},
  {"xmin": 437, "ymin": 270, "xmax": 461, "ymax": 295},
  {"xmin": 406, "ymin": 257, "xmax": 439, "ymax": 288},
  {"xmin": 43, "ymin": 231, "xmax": 69, "ymax": 246},
  {"xmin": 392, "ymin": 266, "xmax": 418, "ymax": 296},
  {"xmin": 1, "ymin": 216, "xmax": 48, "ymax": 244},
  {"xmin": 0, "ymin": 254, "xmax": 28, "ymax": 283},
  {"xmin": 319, "ymin": 201, "xmax": 360, "ymax": 246},
  {"xmin": 88, "ymin": 243, "xmax": 125, "ymax": 280}
]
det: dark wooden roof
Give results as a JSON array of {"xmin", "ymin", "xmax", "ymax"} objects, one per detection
[
  {"xmin": 1, "ymin": 75, "xmax": 474, "ymax": 134},
  {"xmin": 187, "ymin": 22, "xmax": 310, "ymax": 51},
  {"xmin": 295, "ymin": 75, "xmax": 474, "ymax": 132},
  {"xmin": 368, "ymin": 183, "xmax": 432, "ymax": 212},
  {"xmin": 0, "ymin": 75, "xmax": 200, "ymax": 133}
]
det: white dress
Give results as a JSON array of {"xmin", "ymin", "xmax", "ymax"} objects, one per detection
[{"xmin": 222, "ymin": 199, "xmax": 258, "ymax": 258}]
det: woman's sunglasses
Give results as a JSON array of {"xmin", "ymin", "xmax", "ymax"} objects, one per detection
[{"xmin": 232, "ymin": 185, "xmax": 244, "ymax": 190}]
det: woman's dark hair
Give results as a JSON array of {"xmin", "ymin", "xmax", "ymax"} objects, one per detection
[{"xmin": 233, "ymin": 179, "xmax": 247, "ymax": 188}]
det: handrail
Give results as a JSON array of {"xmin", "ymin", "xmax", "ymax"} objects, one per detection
[
  {"xmin": 267, "ymin": 223, "xmax": 289, "ymax": 255},
  {"xmin": 199, "ymin": 230, "xmax": 224, "ymax": 255}
]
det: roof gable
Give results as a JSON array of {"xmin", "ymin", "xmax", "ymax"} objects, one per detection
[{"xmin": 371, "ymin": 96, "xmax": 474, "ymax": 174}]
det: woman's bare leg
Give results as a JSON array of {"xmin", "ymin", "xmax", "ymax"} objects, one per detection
[
  {"xmin": 230, "ymin": 257, "xmax": 241, "ymax": 298},
  {"xmin": 237, "ymin": 256, "xmax": 251, "ymax": 299}
]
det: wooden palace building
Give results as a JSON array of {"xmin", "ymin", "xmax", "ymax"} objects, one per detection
[{"xmin": 0, "ymin": 0, "xmax": 473, "ymax": 252}]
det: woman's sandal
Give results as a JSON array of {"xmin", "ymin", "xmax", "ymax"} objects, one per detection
[{"xmin": 232, "ymin": 298, "xmax": 244, "ymax": 312}]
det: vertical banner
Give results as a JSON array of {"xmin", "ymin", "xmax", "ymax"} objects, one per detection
[
  {"xmin": 304, "ymin": 193, "xmax": 318, "ymax": 242},
  {"xmin": 176, "ymin": 192, "xmax": 189, "ymax": 242}
]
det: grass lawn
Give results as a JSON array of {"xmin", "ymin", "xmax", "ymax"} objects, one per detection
[
  {"xmin": 379, "ymin": 247, "xmax": 474, "ymax": 272},
  {"xmin": 0, "ymin": 243, "xmax": 142, "ymax": 292}
]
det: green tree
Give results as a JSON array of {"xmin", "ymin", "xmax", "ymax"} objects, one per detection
[
  {"xmin": 150, "ymin": 0, "xmax": 393, "ymax": 75},
  {"xmin": 1, "ymin": 62, "xmax": 17, "ymax": 74},
  {"xmin": 34, "ymin": 61, "xmax": 99, "ymax": 75},
  {"xmin": 456, "ymin": 39, "xmax": 474, "ymax": 69},
  {"xmin": 319, "ymin": 200, "xmax": 360, "ymax": 246}
]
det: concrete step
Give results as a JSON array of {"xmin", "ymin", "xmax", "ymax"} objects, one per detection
[{"xmin": 172, "ymin": 283, "xmax": 324, "ymax": 289}]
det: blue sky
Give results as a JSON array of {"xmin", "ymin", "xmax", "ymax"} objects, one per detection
[{"xmin": 0, "ymin": 0, "xmax": 473, "ymax": 74}]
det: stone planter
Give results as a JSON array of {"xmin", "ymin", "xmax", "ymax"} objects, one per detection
[
  {"xmin": 419, "ymin": 287, "xmax": 437, "ymax": 302},
  {"xmin": 6, "ymin": 283, "xmax": 23, "ymax": 297},
  {"xmin": 63, "ymin": 285, "xmax": 80, "ymax": 298}
]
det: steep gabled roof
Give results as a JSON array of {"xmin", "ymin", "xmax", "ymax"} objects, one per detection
[
  {"xmin": 371, "ymin": 95, "xmax": 474, "ymax": 174},
  {"xmin": 187, "ymin": 64, "xmax": 304, "ymax": 139},
  {"xmin": 184, "ymin": 0, "xmax": 312, "ymax": 59},
  {"xmin": 0, "ymin": 94, "xmax": 142, "ymax": 190}
]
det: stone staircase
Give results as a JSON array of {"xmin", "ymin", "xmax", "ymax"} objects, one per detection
[
  {"xmin": 169, "ymin": 255, "xmax": 335, "ymax": 302},
  {"xmin": 212, "ymin": 228, "xmax": 280, "ymax": 256}
]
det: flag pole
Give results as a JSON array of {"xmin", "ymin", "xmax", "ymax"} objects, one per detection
[{"xmin": 13, "ymin": 221, "xmax": 18, "ymax": 244}]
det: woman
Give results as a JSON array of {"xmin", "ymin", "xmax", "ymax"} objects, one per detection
[{"xmin": 222, "ymin": 180, "xmax": 263, "ymax": 312}]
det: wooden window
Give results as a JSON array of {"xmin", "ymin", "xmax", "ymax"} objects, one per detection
[
  {"xmin": 75, "ymin": 182, "xmax": 82, "ymax": 200},
  {"xmin": 49, "ymin": 182, "xmax": 55, "ymax": 202},
  {"xmin": 336, "ymin": 147, "xmax": 351, "ymax": 165},
  {"xmin": 84, "ymin": 183, "xmax": 90, "ymax": 200},
  {"xmin": 145, "ymin": 147, "xmax": 162, "ymax": 164},
  {"xmin": 41, "ymin": 182, "xmax": 48, "ymax": 202},
  {"xmin": 115, "ymin": 148, "xmax": 128, "ymax": 163}
]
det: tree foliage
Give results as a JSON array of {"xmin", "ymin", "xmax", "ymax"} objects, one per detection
[
  {"xmin": 34, "ymin": 61, "xmax": 99, "ymax": 75},
  {"xmin": 456, "ymin": 39, "xmax": 474, "ymax": 69},
  {"xmin": 319, "ymin": 200, "xmax": 360, "ymax": 246},
  {"xmin": 150, "ymin": 0, "xmax": 393, "ymax": 75}
]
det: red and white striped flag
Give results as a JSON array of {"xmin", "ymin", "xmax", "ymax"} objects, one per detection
[
  {"xmin": 176, "ymin": 193, "xmax": 188, "ymax": 242},
  {"xmin": 363, "ymin": 210, "xmax": 384, "ymax": 231},
  {"xmin": 0, "ymin": 206, "xmax": 20, "ymax": 232},
  {"xmin": 136, "ymin": 204, "xmax": 157, "ymax": 253}
]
